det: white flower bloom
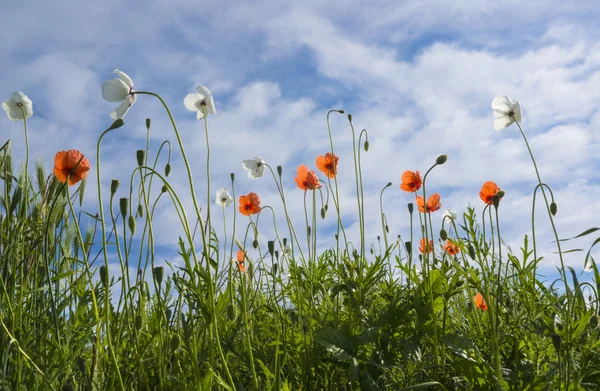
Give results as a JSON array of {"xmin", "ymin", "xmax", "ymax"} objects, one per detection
[
  {"xmin": 491, "ymin": 96, "xmax": 522, "ymax": 131},
  {"xmin": 2, "ymin": 92, "xmax": 33, "ymax": 121},
  {"xmin": 215, "ymin": 188, "xmax": 233, "ymax": 207},
  {"xmin": 184, "ymin": 84, "xmax": 216, "ymax": 120},
  {"xmin": 282, "ymin": 244, "xmax": 292, "ymax": 258},
  {"xmin": 584, "ymin": 259, "xmax": 595, "ymax": 272},
  {"xmin": 102, "ymin": 69, "xmax": 136, "ymax": 120},
  {"xmin": 443, "ymin": 209, "xmax": 457, "ymax": 221},
  {"xmin": 242, "ymin": 157, "xmax": 266, "ymax": 179}
]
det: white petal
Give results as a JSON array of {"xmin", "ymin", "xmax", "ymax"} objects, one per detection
[
  {"xmin": 184, "ymin": 93, "xmax": 201, "ymax": 112},
  {"xmin": 512, "ymin": 102, "xmax": 522, "ymax": 122},
  {"xmin": 196, "ymin": 110, "xmax": 206, "ymax": 120},
  {"xmin": 196, "ymin": 84, "xmax": 211, "ymax": 97},
  {"xmin": 491, "ymin": 96, "xmax": 512, "ymax": 111},
  {"xmin": 114, "ymin": 69, "xmax": 133, "ymax": 89},
  {"xmin": 242, "ymin": 159, "xmax": 258, "ymax": 171},
  {"xmin": 493, "ymin": 109, "xmax": 508, "ymax": 119},
  {"xmin": 203, "ymin": 96, "xmax": 217, "ymax": 116},
  {"xmin": 110, "ymin": 95, "xmax": 136, "ymax": 120},
  {"xmin": 493, "ymin": 117, "xmax": 513, "ymax": 131},
  {"xmin": 102, "ymin": 79, "xmax": 130, "ymax": 102},
  {"xmin": 11, "ymin": 91, "xmax": 32, "ymax": 106}
]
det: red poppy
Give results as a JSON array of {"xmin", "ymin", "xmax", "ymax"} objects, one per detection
[
  {"xmin": 474, "ymin": 293, "xmax": 488, "ymax": 311},
  {"xmin": 444, "ymin": 240, "xmax": 460, "ymax": 255},
  {"xmin": 479, "ymin": 181, "xmax": 500, "ymax": 205},
  {"xmin": 416, "ymin": 193, "xmax": 441, "ymax": 213},
  {"xmin": 294, "ymin": 164, "xmax": 321, "ymax": 191},
  {"xmin": 236, "ymin": 250, "xmax": 246, "ymax": 273},
  {"xmin": 239, "ymin": 192, "xmax": 261, "ymax": 216},
  {"xmin": 419, "ymin": 238, "xmax": 433, "ymax": 254},
  {"xmin": 53, "ymin": 150, "xmax": 91, "ymax": 186},
  {"xmin": 316, "ymin": 153, "xmax": 339, "ymax": 178},
  {"xmin": 400, "ymin": 170, "xmax": 422, "ymax": 192}
]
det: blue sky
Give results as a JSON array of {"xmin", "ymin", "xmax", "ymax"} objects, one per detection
[{"xmin": 2, "ymin": 0, "xmax": 600, "ymax": 282}]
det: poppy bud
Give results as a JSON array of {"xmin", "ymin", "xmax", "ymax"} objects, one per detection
[
  {"xmin": 134, "ymin": 315, "xmax": 143, "ymax": 331},
  {"xmin": 136, "ymin": 150, "xmax": 145, "ymax": 167},
  {"xmin": 274, "ymin": 250, "xmax": 279, "ymax": 260},
  {"xmin": 145, "ymin": 118, "xmax": 151, "ymax": 130},
  {"xmin": 128, "ymin": 215, "xmax": 136, "ymax": 234},
  {"xmin": 496, "ymin": 190, "xmax": 505, "ymax": 198},
  {"xmin": 370, "ymin": 247, "xmax": 374, "ymax": 255},
  {"xmin": 137, "ymin": 204, "xmax": 144, "ymax": 218},
  {"xmin": 283, "ymin": 238, "xmax": 288, "ymax": 247},
  {"xmin": 550, "ymin": 202, "xmax": 558, "ymax": 216},
  {"xmin": 377, "ymin": 235, "xmax": 380, "ymax": 242},
  {"xmin": 108, "ymin": 119, "xmax": 125, "ymax": 131},
  {"xmin": 337, "ymin": 110, "xmax": 345, "ymax": 114},
  {"xmin": 334, "ymin": 234, "xmax": 338, "ymax": 240},
  {"xmin": 408, "ymin": 203, "xmax": 414, "ymax": 214},
  {"xmin": 492, "ymin": 195, "xmax": 500, "ymax": 209},
  {"xmin": 324, "ymin": 204, "xmax": 328, "ymax": 212},
  {"xmin": 405, "ymin": 241, "xmax": 412, "ymax": 254},
  {"xmin": 62, "ymin": 384, "xmax": 74, "ymax": 391},
  {"xmin": 119, "ymin": 198, "xmax": 129, "ymax": 217},
  {"xmin": 268, "ymin": 241, "xmax": 275, "ymax": 257},
  {"xmin": 307, "ymin": 226, "xmax": 311, "ymax": 237},
  {"xmin": 321, "ymin": 207, "xmax": 326, "ymax": 219},
  {"xmin": 253, "ymin": 239, "xmax": 258, "ymax": 249},
  {"xmin": 227, "ymin": 305, "xmax": 238, "ymax": 320},
  {"xmin": 273, "ymin": 263, "xmax": 278, "ymax": 275},
  {"xmin": 153, "ymin": 266, "xmax": 164, "ymax": 286},
  {"xmin": 110, "ymin": 180, "xmax": 120, "ymax": 194},
  {"xmin": 161, "ymin": 184, "xmax": 168, "ymax": 193},
  {"xmin": 364, "ymin": 140, "xmax": 369, "ymax": 151},
  {"xmin": 440, "ymin": 229, "xmax": 448, "ymax": 241},
  {"xmin": 230, "ymin": 172, "xmax": 235, "ymax": 182},
  {"xmin": 436, "ymin": 155, "xmax": 448, "ymax": 165},
  {"xmin": 165, "ymin": 163, "xmax": 172, "ymax": 177},
  {"xmin": 165, "ymin": 309, "xmax": 172, "ymax": 323},
  {"xmin": 347, "ymin": 114, "xmax": 352, "ymax": 122},
  {"xmin": 170, "ymin": 334, "xmax": 181, "ymax": 350},
  {"xmin": 385, "ymin": 225, "xmax": 389, "ymax": 233},
  {"xmin": 468, "ymin": 245, "xmax": 476, "ymax": 260},
  {"xmin": 455, "ymin": 280, "xmax": 464, "ymax": 288},
  {"xmin": 99, "ymin": 265, "xmax": 108, "ymax": 288}
]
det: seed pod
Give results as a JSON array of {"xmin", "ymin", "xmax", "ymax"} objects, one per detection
[
  {"xmin": 277, "ymin": 165, "xmax": 282, "ymax": 177},
  {"xmin": 408, "ymin": 203, "xmax": 414, "ymax": 214},
  {"xmin": 134, "ymin": 315, "xmax": 143, "ymax": 331},
  {"xmin": 230, "ymin": 172, "xmax": 235, "ymax": 182},
  {"xmin": 252, "ymin": 239, "xmax": 258, "ymax": 249},
  {"xmin": 405, "ymin": 241, "xmax": 412, "ymax": 254},
  {"xmin": 436, "ymin": 154, "xmax": 448, "ymax": 165},
  {"xmin": 274, "ymin": 250, "xmax": 279, "ymax": 260},
  {"xmin": 153, "ymin": 266, "xmax": 164, "ymax": 286},
  {"xmin": 136, "ymin": 150, "xmax": 145, "ymax": 167},
  {"xmin": 283, "ymin": 238, "xmax": 288, "ymax": 247},
  {"xmin": 165, "ymin": 163, "xmax": 172, "ymax": 177},
  {"xmin": 145, "ymin": 118, "xmax": 151, "ymax": 130},
  {"xmin": 267, "ymin": 241, "xmax": 275, "ymax": 257},
  {"xmin": 440, "ymin": 229, "xmax": 448, "ymax": 241},
  {"xmin": 273, "ymin": 263, "xmax": 278, "ymax": 276},
  {"xmin": 128, "ymin": 215, "xmax": 136, "ymax": 235},
  {"xmin": 364, "ymin": 140, "xmax": 369, "ymax": 151},
  {"xmin": 119, "ymin": 198, "xmax": 129, "ymax": 218},
  {"xmin": 110, "ymin": 180, "xmax": 120, "ymax": 194},
  {"xmin": 137, "ymin": 204, "xmax": 144, "ymax": 218},
  {"xmin": 161, "ymin": 184, "xmax": 168, "ymax": 193},
  {"xmin": 165, "ymin": 309, "xmax": 173, "ymax": 323},
  {"xmin": 99, "ymin": 266, "xmax": 108, "ymax": 288},
  {"xmin": 550, "ymin": 202, "xmax": 558, "ymax": 216}
]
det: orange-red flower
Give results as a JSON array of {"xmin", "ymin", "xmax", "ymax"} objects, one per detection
[
  {"xmin": 444, "ymin": 240, "xmax": 460, "ymax": 255},
  {"xmin": 236, "ymin": 250, "xmax": 246, "ymax": 273},
  {"xmin": 238, "ymin": 192, "xmax": 261, "ymax": 216},
  {"xmin": 316, "ymin": 153, "xmax": 339, "ymax": 178},
  {"xmin": 400, "ymin": 170, "xmax": 422, "ymax": 192},
  {"xmin": 416, "ymin": 193, "xmax": 441, "ymax": 213},
  {"xmin": 479, "ymin": 181, "xmax": 500, "ymax": 205},
  {"xmin": 294, "ymin": 164, "xmax": 321, "ymax": 191},
  {"xmin": 53, "ymin": 150, "xmax": 91, "ymax": 186},
  {"xmin": 474, "ymin": 293, "xmax": 488, "ymax": 311},
  {"xmin": 419, "ymin": 238, "xmax": 433, "ymax": 254}
]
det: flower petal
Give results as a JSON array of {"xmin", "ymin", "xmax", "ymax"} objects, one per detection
[
  {"xmin": 196, "ymin": 84, "xmax": 212, "ymax": 98},
  {"xmin": 242, "ymin": 159, "xmax": 258, "ymax": 171},
  {"xmin": 102, "ymin": 79, "xmax": 130, "ymax": 102},
  {"xmin": 110, "ymin": 95, "xmax": 136, "ymax": 120},
  {"xmin": 491, "ymin": 96, "xmax": 511, "ymax": 111},
  {"xmin": 203, "ymin": 96, "xmax": 217, "ymax": 116},
  {"xmin": 512, "ymin": 101, "xmax": 522, "ymax": 122},
  {"xmin": 184, "ymin": 93, "xmax": 201, "ymax": 112},
  {"xmin": 114, "ymin": 69, "xmax": 133, "ymax": 89},
  {"xmin": 493, "ymin": 117, "xmax": 513, "ymax": 131}
]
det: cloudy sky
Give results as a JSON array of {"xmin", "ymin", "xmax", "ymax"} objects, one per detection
[{"xmin": 2, "ymin": 0, "xmax": 599, "ymax": 282}]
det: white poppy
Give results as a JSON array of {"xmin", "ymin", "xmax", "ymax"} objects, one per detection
[
  {"xmin": 215, "ymin": 188, "xmax": 233, "ymax": 207},
  {"xmin": 443, "ymin": 209, "xmax": 457, "ymax": 221},
  {"xmin": 102, "ymin": 69, "xmax": 136, "ymax": 120},
  {"xmin": 184, "ymin": 84, "xmax": 216, "ymax": 120},
  {"xmin": 2, "ymin": 92, "xmax": 33, "ymax": 121},
  {"xmin": 491, "ymin": 96, "xmax": 522, "ymax": 131},
  {"xmin": 242, "ymin": 157, "xmax": 266, "ymax": 179}
]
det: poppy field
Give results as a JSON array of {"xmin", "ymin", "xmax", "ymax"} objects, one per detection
[{"xmin": 2, "ymin": 73, "xmax": 600, "ymax": 390}]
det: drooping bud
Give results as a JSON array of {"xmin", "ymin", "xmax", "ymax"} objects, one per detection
[
  {"xmin": 440, "ymin": 229, "xmax": 448, "ymax": 241},
  {"xmin": 337, "ymin": 110, "xmax": 345, "ymax": 114},
  {"xmin": 436, "ymin": 154, "xmax": 448, "ymax": 165},
  {"xmin": 550, "ymin": 202, "xmax": 558, "ymax": 216},
  {"xmin": 364, "ymin": 140, "xmax": 369, "ymax": 151},
  {"xmin": 165, "ymin": 163, "xmax": 172, "ymax": 177},
  {"xmin": 137, "ymin": 204, "xmax": 144, "ymax": 218},
  {"xmin": 324, "ymin": 204, "xmax": 328, "ymax": 212},
  {"xmin": 252, "ymin": 239, "xmax": 258, "ymax": 249},
  {"xmin": 321, "ymin": 207, "xmax": 326, "ymax": 219},
  {"xmin": 161, "ymin": 184, "xmax": 168, "ymax": 193},
  {"xmin": 153, "ymin": 266, "xmax": 164, "ymax": 286},
  {"xmin": 99, "ymin": 266, "xmax": 108, "ymax": 288},
  {"xmin": 267, "ymin": 241, "xmax": 275, "ymax": 257},
  {"xmin": 492, "ymin": 194, "xmax": 500, "ymax": 209},
  {"xmin": 170, "ymin": 335, "xmax": 181, "ymax": 351},
  {"xmin": 136, "ymin": 150, "xmax": 145, "ymax": 167},
  {"xmin": 408, "ymin": 203, "xmax": 414, "ymax": 214},
  {"xmin": 128, "ymin": 215, "xmax": 136, "ymax": 234},
  {"xmin": 347, "ymin": 114, "xmax": 352, "ymax": 122},
  {"xmin": 110, "ymin": 180, "xmax": 120, "ymax": 194},
  {"xmin": 108, "ymin": 119, "xmax": 125, "ymax": 131},
  {"xmin": 119, "ymin": 198, "xmax": 129, "ymax": 217}
]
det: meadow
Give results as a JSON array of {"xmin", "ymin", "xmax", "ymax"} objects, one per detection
[{"xmin": 1, "ymin": 71, "xmax": 599, "ymax": 390}]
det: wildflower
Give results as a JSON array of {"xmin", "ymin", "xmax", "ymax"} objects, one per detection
[
  {"xmin": 2, "ymin": 92, "xmax": 33, "ymax": 121},
  {"xmin": 184, "ymin": 85, "xmax": 216, "ymax": 120},
  {"xmin": 491, "ymin": 96, "xmax": 522, "ymax": 131},
  {"xmin": 416, "ymin": 193, "xmax": 441, "ymax": 213},
  {"xmin": 479, "ymin": 181, "xmax": 500, "ymax": 205},
  {"xmin": 294, "ymin": 164, "xmax": 321, "ymax": 191},
  {"xmin": 316, "ymin": 153, "xmax": 339, "ymax": 178},
  {"xmin": 242, "ymin": 157, "xmax": 266, "ymax": 179},
  {"xmin": 101, "ymin": 69, "xmax": 136, "ymax": 120},
  {"xmin": 236, "ymin": 250, "xmax": 246, "ymax": 273},
  {"xmin": 53, "ymin": 150, "xmax": 91, "ymax": 186},
  {"xmin": 443, "ymin": 209, "xmax": 457, "ymax": 221},
  {"xmin": 400, "ymin": 170, "xmax": 422, "ymax": 192},
  {"xmin": 444, "ymin": 240, "xmax": 460, "ymax": 255},
  {"xmin": 215, "ymin": 188, "xmax": 233, "ymax": 207},
  {"xmin": 419, "ymin": 238, "xmax": 433, "ymax": 254},
  {"xmin": 239, "ymin": 192, "xmax": 261, "ymax": 216},
  {"xmin": 474, "ymin": 293, "xmax": 488, "ymax": 311}
]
